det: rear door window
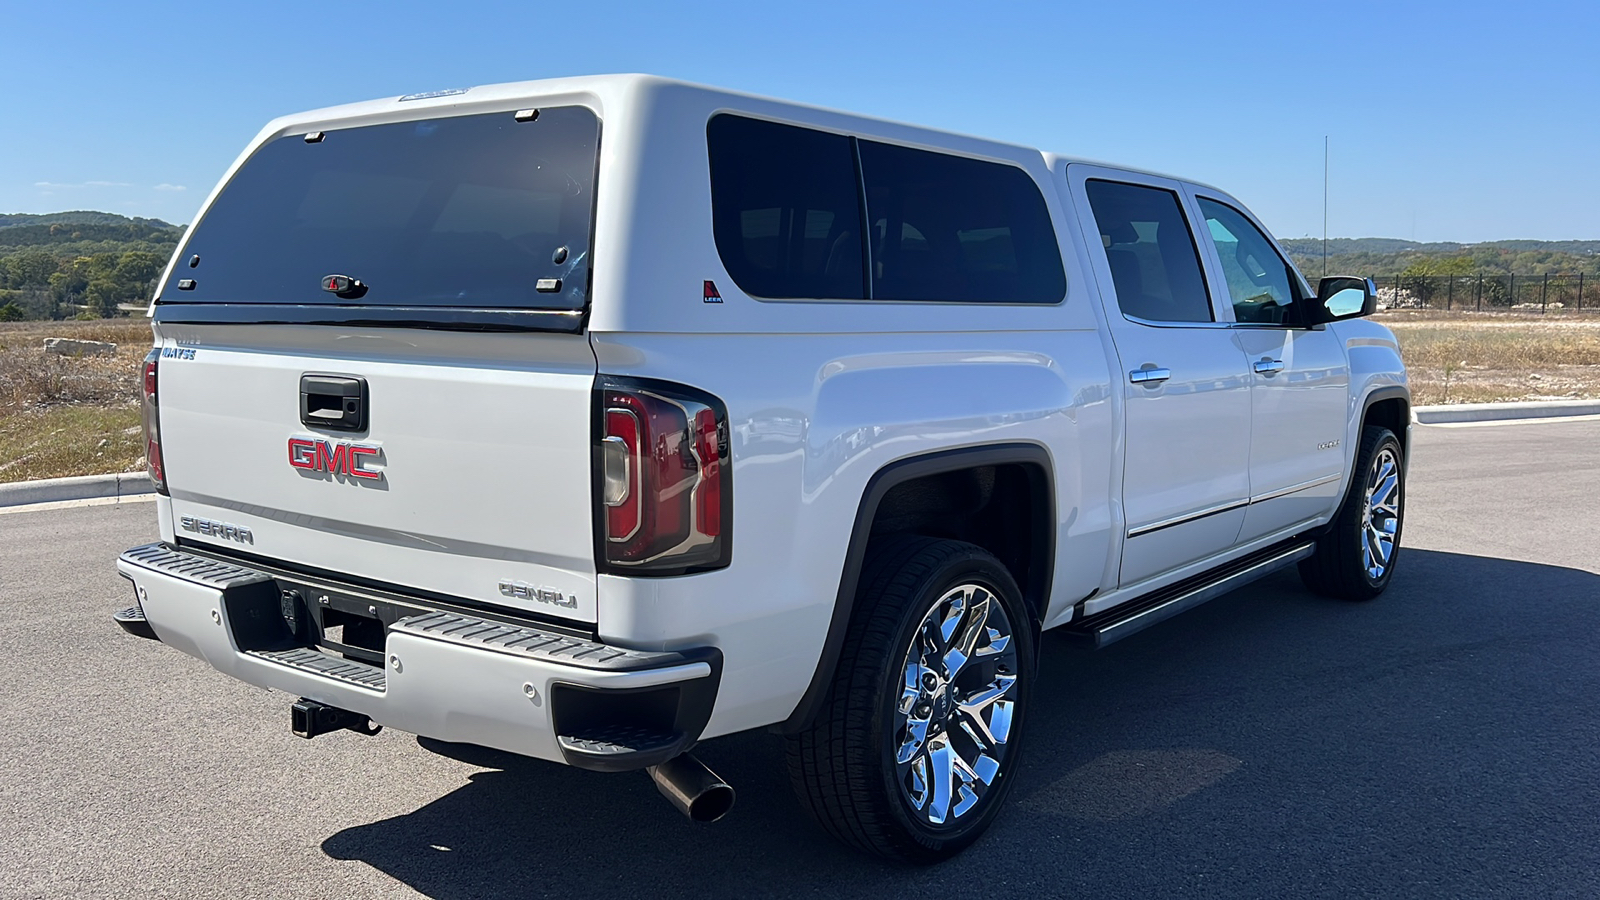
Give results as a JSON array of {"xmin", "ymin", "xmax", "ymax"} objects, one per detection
[
  {"xmin": 1084, "ymin": 180, "xmax": 1214, "ymax": 323},
  {"xmin": 706, "ymin": 115, "xmax": 865, "ymax": 300},
  {"xmin": 166, "ymin": 106, "xmax": 599, "ymax": 309},
  {"xmin": 858, "ymin": 140, "xmax": 1065, "ymax": 303}
]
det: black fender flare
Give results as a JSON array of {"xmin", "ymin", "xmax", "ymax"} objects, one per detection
[
  {"xmin": 1314, "ymin": 386, "xmax": 1411, "ymax": 537},
  {"xmin": 775, "ymin": 442, "xmax": 1055, "ymax": 734},
  {"xmin": 1362, "ymin": 385, "xmax": 1411, "ymax": 425}
]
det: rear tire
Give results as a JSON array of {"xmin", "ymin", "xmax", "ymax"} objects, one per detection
[
  {"xmin": 785, "ymin": 536, "xmax": 1034, "ymax": 863},
  {"xmin": 1299, "ymin": 425, "xmax": 1405, "ymax": 601}
]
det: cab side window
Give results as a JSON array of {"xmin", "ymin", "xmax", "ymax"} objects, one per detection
[
  {"xmin": 1084, "ymin": 180, "xmax": 1213, "ymax": 323},
  {"xmin": 1197, "ymin": 198, "xmax": 1297, "ymax": 325}
]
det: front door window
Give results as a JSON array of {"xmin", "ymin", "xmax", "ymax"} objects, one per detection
[{"xmin": 1197, "ymin": 198, "xmax": 1298, "ymax": 325}]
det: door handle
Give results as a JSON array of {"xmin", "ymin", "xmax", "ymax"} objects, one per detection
[
  {"xmin": 1253, "ymin": 359, "xmax": 1285, "ymax": 376},
  {"xmin": 1129, "ymin": 367, "xmax": 1171, "ymax": 385}
]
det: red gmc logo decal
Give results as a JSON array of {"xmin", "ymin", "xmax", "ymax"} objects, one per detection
[{"xmin": 288, "ymin": 438, "xmax": 382, "ymax": 480}]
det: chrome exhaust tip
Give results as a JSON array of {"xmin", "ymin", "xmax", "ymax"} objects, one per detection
[{"xmin": 647, "ymin": 753, "xmax": 735, "ymax": 823}]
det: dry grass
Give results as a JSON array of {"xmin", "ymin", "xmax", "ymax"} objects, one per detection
[
  {"xmin": 1381, "ymin": 311, "xmax": 1600, "ymax": 405},
  {"xmin": 0, "ymin": 318, "xmax": 152, "ymax": 482},
  {"xmin": 0, "ymin": 405, "xmax": 143, "ymax": 482}
]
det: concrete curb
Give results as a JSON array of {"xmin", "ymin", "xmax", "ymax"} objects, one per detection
[
  {"xmin": 0, "ymin": 473, "xmax": 156, "ymax": 508},
  {"xmin": 1414, "ymin": 399, "xmax": 1600, "ymax": 425}
]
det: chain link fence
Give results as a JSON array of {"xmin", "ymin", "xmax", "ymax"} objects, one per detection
[{"xmin": 1374, "ymin": 273, "xmax": 1595, "ymax": 313}]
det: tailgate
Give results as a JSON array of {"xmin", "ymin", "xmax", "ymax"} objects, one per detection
[{"xmin": 154, "ymin": 322, "xmax": 599, "ymax": 622}]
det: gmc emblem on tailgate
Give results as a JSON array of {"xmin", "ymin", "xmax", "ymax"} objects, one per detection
[{"xmin": 288, "ymin": 438, "xmax": 382, "ymax": 481}]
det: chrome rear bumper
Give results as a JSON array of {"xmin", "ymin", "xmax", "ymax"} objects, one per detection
[{"xmin": 116, "ymin": 543, "xmax": 719, "ymax": 771}]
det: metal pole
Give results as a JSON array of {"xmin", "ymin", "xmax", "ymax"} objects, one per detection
[
  {"xmin": 1579, "ymin": 272, "xmax": 1585, "ymax": 311},
  {"xmin": 1447, "ymin": 274, "xmax": 1454, "ymax": 310},
  {"xmin": 1542, "ymin": 272, "xmax": 1549, "ymax": 313},
  {"xmin": 1510, "ymin": 273, "xmax": 1516, "ymax": 309},
  {"xmin": 1476, "ymin": 274, "xmax": 1483, "ymax": 311},
  {"xmin": 1396, "ymin": 274, "xmax": 1402, "ymax": 309},
  {"xmin": 1322, "ymin": 136, "xmax": 1329, "ymax": 280}
]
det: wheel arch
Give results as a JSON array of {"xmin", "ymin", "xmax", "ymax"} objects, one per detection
[
  {"xmin": 1318, "ymin": 385, "xmax": 1410, "ymax": 537},
  {"xmin": 776, "ymin": 442, "xmax": 1055, "ymax": 734},
  {"xmin": 1361, "ymin": 386, "xmax": 1411, "ymax": 452}
]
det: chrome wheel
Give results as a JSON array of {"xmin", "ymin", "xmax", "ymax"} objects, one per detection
[
  {"xmin": 892, "ymin": 582, "xmax": 1019, "ymax": 828},
  {"xmin": 1361, "ymin": 447, "xmax": 1401, "ymax": 580}
]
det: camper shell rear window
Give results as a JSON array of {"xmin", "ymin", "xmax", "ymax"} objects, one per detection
[{"xmin": 162, "ymin": 106, "xmax": 599, "ymax": 311}]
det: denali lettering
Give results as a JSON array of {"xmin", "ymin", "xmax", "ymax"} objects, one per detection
[
  {"xmin": 288, "ymin": 438, "xmax": 381, "ymax": 480},
  {"xmin": 498, "ymin": 579, "xmax": 578, "ymax": 608},
  {"xmin": 179, "ymin": 516, "xmax": 253, "ymax": 544}
]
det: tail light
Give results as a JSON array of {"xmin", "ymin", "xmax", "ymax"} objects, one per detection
[
  {"xmin": 596, "ymin": 377, "xmax": 730, "ymax": 575},
  {"xmin": 141, "ymin": 349, "xmax": 169, "ymax": 495}
]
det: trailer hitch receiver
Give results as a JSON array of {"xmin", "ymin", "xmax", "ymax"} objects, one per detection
[{"xmin": 290, "ymin": 698, "xmax": 382, "ymax": 739}]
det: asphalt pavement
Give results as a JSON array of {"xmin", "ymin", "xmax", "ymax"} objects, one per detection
[{"xmin": 2, "ymin": 419, "xmax": 1597, "ymax": 899}]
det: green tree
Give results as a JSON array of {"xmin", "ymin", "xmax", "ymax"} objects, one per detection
[
  {"xmin": 113, "ymin": 250, "xmax": 165, "ymax": 285},
  {"xmin": 84, "ymin": 278, "xmax": 123, "ymax": 317},
  {"xmin": 1400, "ymin": 255, "xmax": 1475, "ymax": 278},
  {"xmin": 49, "ymin": 256, "xmax": 92, "ymax": 308},
  {"xmin": 0, "ymin": 249, "xmax": 60, "ymax": 288}
]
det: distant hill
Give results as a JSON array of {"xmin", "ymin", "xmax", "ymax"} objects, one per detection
[
  {"xmin": 0, "ymin": 212, "xmax": 182, "ymax": 256},
  {"xmin": 1281, "ymin": 238, "xmax": 1441, "ymax": 256},
  {"xmin": 1281, "ymin": 237, "xmax": 1600, "ymax": 280},
  {"xmin": 0, "ymin": 211, "xmax": 183, "ymax": 320},
  {"xmin": 1281, "ymin": 237, "xmax": 1600, "ymax": 259},
  {"xmin": 0, "ymin": 211, "xmax": 178, "ymax": 230}
]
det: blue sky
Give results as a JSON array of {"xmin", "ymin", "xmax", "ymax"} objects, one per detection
[{"xmin": 4, "ymin": 0, "xmax": 1596, "ymax": 243}]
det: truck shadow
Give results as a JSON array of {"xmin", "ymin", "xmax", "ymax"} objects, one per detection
[{"xmin": 322, "ymin": 548, "xmax": 1600, "ymax": 898}]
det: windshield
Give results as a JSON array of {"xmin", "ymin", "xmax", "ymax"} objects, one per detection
[{"xmin": 163, "ymin": 106, "xmax": 598, "ymax": 310}]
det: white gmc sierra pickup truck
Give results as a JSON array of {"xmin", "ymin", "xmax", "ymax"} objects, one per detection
[{"xmin": 114, "ymin": 75, "xmax": 1409, "ymax": 863}]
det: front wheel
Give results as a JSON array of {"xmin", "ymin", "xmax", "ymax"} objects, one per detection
[
  {"xmin": 1300, "ymin": 425, "xmax": 1406, "ymax": 600},
  {"xmin": 785, "ymin": 537, "xmax": 1034, "ymax": 863}
]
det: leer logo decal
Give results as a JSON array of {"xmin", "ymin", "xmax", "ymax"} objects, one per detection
[{"xmin": 288, "ymin": 437, "xmax": 382, "ymax": 480}]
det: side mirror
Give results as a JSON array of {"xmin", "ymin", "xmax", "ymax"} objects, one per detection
[{"xmin": 1308, "ymin": 276, "xmax": 1378, "ymax": 325}]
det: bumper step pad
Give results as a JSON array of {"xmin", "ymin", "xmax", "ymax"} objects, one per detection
[
  {"xmin": 391, "ymin": 611, "xmax": 689, "ymax": 671},
  {"xmin": 246, "ymin": 647, "xmax": 388, "ymax": 691},
  {"xmin": 559, "ymin": 726, "xmax": 682, "ymax": 760},
  {"xmin": 119, "ymin": 543, "xmax": 269, "ymax": 590},
  {"xmin": 113, "ymin": 605, "xmax": 160, "ymax": 641}
]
